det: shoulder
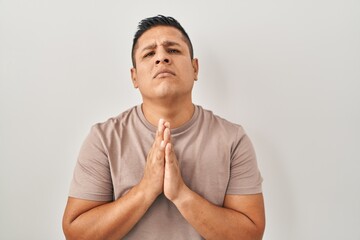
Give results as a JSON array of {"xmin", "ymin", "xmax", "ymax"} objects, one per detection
[
  {"xmin": 90, "ymin": 105, "xmax": 139, "ymax": 137},
  {"xmin": 197, "ymin": 105, "xmax": 246, "ymax": 138}
]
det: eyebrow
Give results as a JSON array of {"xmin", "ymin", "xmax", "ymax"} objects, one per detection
[{"xmin": 140, "ymin": 41, "xmax": 181, "ymax": 53}]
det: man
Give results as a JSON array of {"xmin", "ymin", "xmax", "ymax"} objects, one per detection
[{"xmin": 63, "ymin": 15, "xmax": 265, "ymax": 240}]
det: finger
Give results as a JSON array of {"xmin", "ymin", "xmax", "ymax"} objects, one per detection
[
  {"xmin": 154, "ymin": 119, "xmax": 165, "ymax": 147},
  {"xmin": 165, "ymin": 122, "xmax": 172, "ymax": 142},
  {"xmin": 163, "ymin": 127, "xmax": 171, "ymax": 143},
  {"xmin": 158, "ymin": 118, "xmax": 165, "ymax": 133},
  {"xmin": 156, "ymin": 144, "xmax": 165, "ymax": 162},
  {"xmin": 165, "ymin": 143, "xmax": 173, "ymax": 163},
  {"xmin": 159, "ymin": 140, "xmax": 166, "ymax": 150},
  {"xmin": 157, "ymin": 119, "xmax": 165, "ymax": 137}
]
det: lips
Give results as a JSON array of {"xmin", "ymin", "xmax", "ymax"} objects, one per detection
[{"xmin": 153, "ymin": 69, "xmax": 176, "ymax": 78}]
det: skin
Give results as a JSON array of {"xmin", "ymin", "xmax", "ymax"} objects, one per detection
[
  {"xmin": 130, "ymin": 26, "xmax": 199, "ymax": 128},
  {"xmin": 63, "ymin": 25, "xmax": 265, "ymax": 240}
]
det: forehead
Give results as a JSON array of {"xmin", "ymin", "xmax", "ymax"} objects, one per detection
[{"xmin": 135, "ymin": 26, "xmax": 188, "ymax": 51}]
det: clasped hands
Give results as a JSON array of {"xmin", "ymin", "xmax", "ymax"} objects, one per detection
[{"xmin": 141, "ymin": 119, "xmax": 187, "ymax": 203}]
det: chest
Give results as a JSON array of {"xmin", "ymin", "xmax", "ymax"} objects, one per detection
[{"xmin": 109, "ymin": 130, "xmax": 232, "ymax": 205}]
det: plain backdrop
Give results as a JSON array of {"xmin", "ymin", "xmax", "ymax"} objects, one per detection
[{"xmin": 1, "ymin": 0, "xmax": 359, "ymax": 239}]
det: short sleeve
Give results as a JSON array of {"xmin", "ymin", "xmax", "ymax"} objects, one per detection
[
  {"xmin": 226, "ymin": 129, "xmax": 263, "ymax": 195},
  {"xmin": 69, "ymin": 125, "xmax": 114, "ymax": 201}
]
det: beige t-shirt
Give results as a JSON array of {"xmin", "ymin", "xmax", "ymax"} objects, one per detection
[{"xmin": 69, "ymin": 105, "xmax": 262, "ymax": 239}]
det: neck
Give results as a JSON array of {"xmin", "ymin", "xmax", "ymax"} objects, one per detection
[{"xmin": 142, "ymin": 98, "xmax": 195, "ymax": 129}]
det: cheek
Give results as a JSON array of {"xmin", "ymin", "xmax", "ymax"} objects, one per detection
[
  {"xmin": 136, "ymin": 67, "xmax": 151, "ymax": 81},
  {"xmin": 182, "ymin": 63, "xmax": 196, "ymax": 79}
]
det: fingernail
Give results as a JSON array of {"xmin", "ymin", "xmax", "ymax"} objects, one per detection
[{"xmin": 158, "ymin": 119, "xmax": 164, "ymax": 129}]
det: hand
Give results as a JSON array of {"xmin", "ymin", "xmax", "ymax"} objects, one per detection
[
  {"xmin": 163, "ymin": 125, "xmax": 187, "ymax": 202},
  {"xmin": 140, "ymin": 119, "xmax": 168, "ymax": 198}
]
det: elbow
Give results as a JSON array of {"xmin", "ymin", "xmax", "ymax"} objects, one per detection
[
  {"xmin": 239, "ymin": 218, "xmax": 265, "ymax": 240},
  {"xmin": 62, "ymin": 217, "xmax": 103, "ymax": 240},
  {"xmin": 62, "ymin": 223, "xmax": 85, "ymax": 240},
  {"xmin": 62, "ymin": 216, "xmax": 82, "ymax": 240},
  {"xmin": 239, "ymin": 227, "xmax": 264, "ymax": 240},
  {"xmin": 254, "ymin": 230, "xmax": 265, "ymax": 240},
  {"xmin": 249, "ymin": 210, "xmax": 266, "ymax": 240},
  {"xmin": 253, "ymin": 219, "xmax": 266, "ymax": 240},
  {"xmin": 62, "ymin": 218, "xmax": 74, "ymax": 240}
]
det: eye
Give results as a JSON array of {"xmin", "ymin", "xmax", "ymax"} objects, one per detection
[
  {"xmin": 168, "ymin": 49, "xmax": 180, "ymax": 54},
  {"xmin": 143, "ymin": 51, "xmax": 155, "ymax": 58}
]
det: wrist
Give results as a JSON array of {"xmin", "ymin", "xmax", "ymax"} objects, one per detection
[
  {"xmin": 137, "ymin": 179, "xmax": 162, "ymax": 202},
  {"xmin": 171, "ymin": 184, "xmax": 192, "ymax": 208}
]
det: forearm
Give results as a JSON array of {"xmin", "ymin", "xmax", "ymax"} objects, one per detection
[
  {"xmin": 64, "ymin": 183, "xmax": 157, "ymax": 240},
  {"xmin": 173, "ymin": 187, "xmax": 263, "ymax": 240}
]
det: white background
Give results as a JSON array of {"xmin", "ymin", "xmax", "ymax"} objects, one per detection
[{"xmin": 1, "ymin": 0, "xmax": 359, "ymax": 239}]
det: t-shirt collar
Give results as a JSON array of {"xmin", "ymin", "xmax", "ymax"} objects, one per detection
[{"xmin": 136, "ymin": 104, "xmax": 199, "ymax": 135}]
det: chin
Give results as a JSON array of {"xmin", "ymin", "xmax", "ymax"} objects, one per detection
[{"xmin": 155, "ymin": 84, "xmax": 176, "ymax": 95}]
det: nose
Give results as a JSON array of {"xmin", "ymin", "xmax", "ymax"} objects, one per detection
[
  {"xmin": 155, "ymin": 58, "xmax": 170, "ymax": 64},
  {"xmin": 155, "ymin": 50, "xmax": 171, "ymax": 65}
]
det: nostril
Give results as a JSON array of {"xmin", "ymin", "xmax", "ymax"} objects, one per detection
[
  {"xmin": 156, "ymin": 60, "xmax": 160, "ymax": 64},
  {"xmin": 164, "ymin": 59, "xmax": 169, "ymax": 63}
]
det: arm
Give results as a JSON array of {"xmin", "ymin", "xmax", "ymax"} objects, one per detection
[
  {"xmin": 63, "ymin": 119, "xmax": 168, "ymax": 240},
  {"xmin": 163, "ymin": 127, "xmax": 265, "ymax": 240},
  {"xmin": 173, "ymin": 189, "xmax": 265, "ymax": 240},
  {"xmin": 62, "ymin": 182, "xmax": 157, "ymax": 240}
]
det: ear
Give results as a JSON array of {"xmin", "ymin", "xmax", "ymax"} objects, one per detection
[
  {"xmin": 192, "ymin": 58, "xmax": 199, "ymax": 81},
  {"xmin": 130, "ymin": 67, "xmax": 139, "ymax": 88}
]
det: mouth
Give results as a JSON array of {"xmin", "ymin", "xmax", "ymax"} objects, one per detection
[{"xmin": 153, "ymin": 70, "xmax": 176, "ymax": 78}]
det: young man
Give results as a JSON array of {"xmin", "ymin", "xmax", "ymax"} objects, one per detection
[{"xmin": 63, "ymin": 15, "xmax": 265, "ymax": 240}]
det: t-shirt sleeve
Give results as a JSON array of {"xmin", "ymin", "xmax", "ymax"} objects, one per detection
[
  {"xmin": 226, "ymin": 128, "xmax": 263, "ymax": 195},
  {"xmin": 69, "ymin": 125, "xmax": 114, "ymax": 201}
]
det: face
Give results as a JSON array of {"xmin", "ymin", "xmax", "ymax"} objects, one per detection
[{"xmin": 131, "ymin": 26, "xmax": 199, "ymax": 102}]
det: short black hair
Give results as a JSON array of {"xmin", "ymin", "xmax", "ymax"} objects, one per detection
[{"xmin": 131, "ymin": 15, "xmax": 194, "ymax": 67}]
